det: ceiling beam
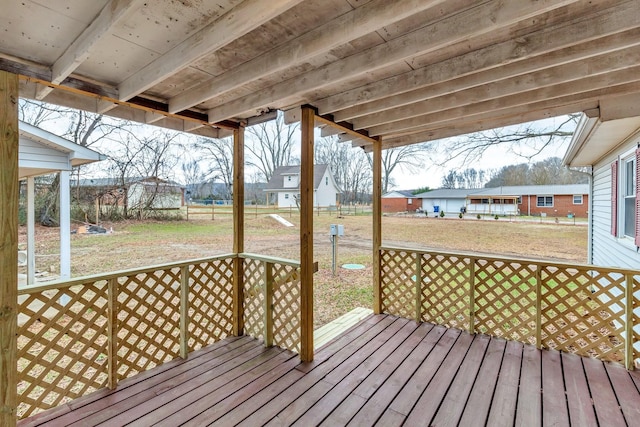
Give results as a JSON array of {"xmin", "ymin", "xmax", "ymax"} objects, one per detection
[
  {"xmin": 327, "ymin": 4, "xmax": 640, "ymax": 121},
  {"xmin": 118, "ymin": 0, "xmax": 304, "ymax": 102},
  {"xmin": 314, "ymin": 112, "xmax": 378, "ymax": 145},
  {"xmin": 371, "ymin": 82, "xmax": 640, "ymax": 149},
  {"xmin": 373, "ymin": 80, "xmax": 640, "ymax": 141},
  {"xmin": 362, "ymin": 47, "xmax": 640, "ymax": 133},
  {"xmin": 168, "ymin": 0, "xmax": 450, "ymax": 113},
  {"xmin": 206, "ymin": 0, "xmax": 580, "ymax": 123}
]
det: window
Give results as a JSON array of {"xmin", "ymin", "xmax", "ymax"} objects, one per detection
[
  {"xmin": 573, "ymin": 195, "xmax": 583, "ymax": 205},
  {"xmin": 623, "ymin": 156, "xmax": 636, "ymax": 238},
  {"xmin": 516, "ymin": 196, "xmax": 522, "ymax": 204},
  {"xmin": 537, "ymin": 196, "xmax": 553, "ymax": 207},
  {"xmin": 408, "ymin": 198, "xmax": 413, "ymax": 205},
  {"xmin": 284, "ymin": 193, "xmax": 289, "ymax": 199},
  {"xmin": 325, "ymin": 177, "xmax": 328, "ymax": 185},
  {"xmin": 287, "ymin": 176, "xmax": 291, "ymax": 182}
]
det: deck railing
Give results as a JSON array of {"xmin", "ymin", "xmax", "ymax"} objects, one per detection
[
  {"xmin": 379, "ymin": 246, "xmax": 640, "ymax": 369},
  {"xmin": 16, "ymin": 253, "xmax": 301, "ymax": 419}
]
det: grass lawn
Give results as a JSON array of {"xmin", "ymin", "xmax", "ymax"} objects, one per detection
[{"xmin": 19, "ymin": 213, "xmax": 587, "ymax": 328}]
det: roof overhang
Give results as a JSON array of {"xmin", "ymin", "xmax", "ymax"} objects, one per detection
[{"xmin": 563, "ymin": 92, "xmax": 640, "ymax": 167}]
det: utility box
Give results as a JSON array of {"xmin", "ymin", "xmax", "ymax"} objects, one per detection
[{"xmin": 330, "ymin": 224, "xmax": 344, "ymax": 236}]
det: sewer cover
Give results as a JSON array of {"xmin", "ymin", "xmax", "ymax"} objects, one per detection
[{"xmin": 342, "ymin": 263, "xmax": 365, "ymax": 270}]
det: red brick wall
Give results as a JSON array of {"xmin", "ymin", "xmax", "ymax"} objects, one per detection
[
  {"xmin": 382, "ymin": 197, "xmax": 416, "ymax": 213},
  {"xmin": 518, "ymin": 194, "xmax": 588, "ymax": 217}
]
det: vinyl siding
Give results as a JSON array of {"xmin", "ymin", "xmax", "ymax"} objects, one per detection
[
  {"xmin": 592, "ymin": 136, "xmax": 640, "ymax": 269},
  {"xmin": 19, "ymin": 136, "xmax": 70, "ymax": 171}
]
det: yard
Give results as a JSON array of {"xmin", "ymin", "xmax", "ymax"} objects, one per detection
[{"xmin": 19, "ymin": 213, "xmax": 587, "ymax": 328}]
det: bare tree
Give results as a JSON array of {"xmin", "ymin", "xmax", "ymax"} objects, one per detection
[
  {"xmin": 368, "ymin": 144, "xmax": 430, "ymax": 193},
  {"xmin": 246, "ymin": 112, "xmax": 299, "ymax": 181},
  {"xmin": 315, "ymin": 137, "xmax": 372, "ymax": 204},
  {"xmin": 193, "ymin": 137, "xmax": 234, "ymax": 200},
  {"xmin": 434, "ymin": 114, "xmax": 579, "ymax": 166}
]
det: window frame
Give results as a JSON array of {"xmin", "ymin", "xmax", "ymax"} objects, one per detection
[
  {"xmin": 536, "ymin": 195, "xmax": 553, "ymax": 207},
  {"xmin": 573, "ymin": 194, "xmax": 583, "ymax": 205},
  {"xmin": 620, "ymin": 149, "xmax": 636, "ymax": 239}
]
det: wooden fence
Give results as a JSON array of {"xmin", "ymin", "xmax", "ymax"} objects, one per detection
[
  {"xmin": 379, "ymin": 246, "xmax": 640, "ymax": 369},
  {"xmin": 16, "ymin": 253, "xmax": 301, "ymax": 419}
]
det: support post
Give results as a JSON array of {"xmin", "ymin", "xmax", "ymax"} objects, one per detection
[
  {"xmin": 300, "ymin": 106, "xmax": 315, "ymax": 362},
  {"xmin": 415, "ymin": 252, "xmax": 422, "ymax": 322},
  {"xmin": 107, "ymin": 278, "xmax": 118, "ymax": 389},
  {"xmin": 372, "ymin": 138, "xmax": 382, "ymax": 314},
  {"xmin": 233, "ymin": 126, "xmax": 245, "ymax": 336},
  {"xmin": 0, "ymin": 70, "xmax": 18, "ymax": 425},
  {"xmin": 469, "ymin": 258, "xmax": 476, "ymax": 334},
  {"xmin": 59, "ymin": 171, "xmax": 71, "ymax": 279},
  {"xmin": 625, "ymin": 273, "xmax": 634, "ymax": 370},
  {"xmin": 536, "ymin": 265, "xmax": 542, "ymax": 349},
  {"xmin": 27, "ymin": 176, "xmax": 35, "ymax": 286},
  {"xmin": 263, "ymin": 261, "xmax": 274, "ymax": 347},
  {"xmin": 180, "ymin": 265, "xmax": 190, "ymax": 359}
]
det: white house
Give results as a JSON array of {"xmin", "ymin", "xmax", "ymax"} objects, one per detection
[
  {"xmin": 19, "ymin": 121, "xmax": 104, "ymax": 285},
  {"xmin": 264, "ymin": 164, "xmax": 340, "ymax": 208},
  {"xmin": 415, "ymin": 189, "xmax": 470, "ymax": 215},
  {"xmin": 564, "ymin": 98, "xmax": 640, "ymax": 269}
]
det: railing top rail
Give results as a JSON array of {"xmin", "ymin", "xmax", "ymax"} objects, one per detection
[
  {"xmin": 18, "ymin": 253, "xmax": 237, "ymax": 295},
  {"xmin": 380, "ymin": 245, "xmax": 640, "ymax": 276},
  {"xmin": 239, "ymin": 252, "xmax": 300, "ymax": 268}
]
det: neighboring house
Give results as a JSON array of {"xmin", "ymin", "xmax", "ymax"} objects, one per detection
[
  {"xmin": 415, "ymin": 189, "xmax": 470, "ymax": 215},
  {"xmin": 415, "ymin": 185, "xmax": 589, "ymax": 217},
  {"xmin": 381, "ymin": 190, "xmax": 417, "ymax": 213},
  {"xmin": 467, "ymin": 185, "xmax": 589, "ymax": 217},
  {"xmin": 564, "ymin": 107, "xmax": 640, "ymax": 268},
  {"xmin": 264, "ymin": 164, "xmax": 340, "ymax": 208}
]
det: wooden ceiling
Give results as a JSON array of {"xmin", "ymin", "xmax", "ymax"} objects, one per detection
[{"xmin": 2, "ymin": 0, "xmax": 639, "ymax": 149}]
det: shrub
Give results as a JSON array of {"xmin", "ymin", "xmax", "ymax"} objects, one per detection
[
  {"xmin": 476, "ymin": 214, "xmax": 481, "ymax": 220},
  {"xmin": 439, "ymin": 210, "xmax": 445, "ymax": 218},
  {"xmin": 458, "ymin": 212, "xmax": 463, "ymax": 219},
  {"xmin": 494, "ymin": 214, "xmax": 499, "ymax": 220}
]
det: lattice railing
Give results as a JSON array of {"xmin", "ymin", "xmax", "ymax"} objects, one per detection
[
  {"xmin": 17, "ymin": 255, "xmax": 235, "ymax": 419},
  {"xmin": 380, "ymin": 247, "xmax": 640, "ymax": 368},
  {"xmin": 241, "ymin": 254, "xmax": 301, "ymax": 354}
]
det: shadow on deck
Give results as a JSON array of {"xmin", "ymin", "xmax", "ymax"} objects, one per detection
[{"xmin": 20, "ymin": 314, "xmax": 640, "ymax": 426}]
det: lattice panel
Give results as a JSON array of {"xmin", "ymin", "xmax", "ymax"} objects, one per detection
[
  {"xmin": 272, "ymin": 263, "xmax": 301, "ymax": 353},
  {"xmin": 17, "ymin": 282, "xmax": 109, "ymax": 419},
  {"xmin": 474, "ymin": 260, "xmax": 537, "ymax": 343},
  {"xmin": 380, "ymin": 250, "xmax": 416, "ymax": 319},
  {"xmin": 243, "ymin": 258, "xmax": 265, "ymax": 341},
  {"xmin": 540, "ymin": 267, "xmax": 625, "ymax": 363},
  {"xmin": 420, "ymin": 253, "xmax": 471, "ymax": 330},
  {"xmin": 633, "ymin": 276, "xmax": 640, "ymax": 366},
  {"xmin": 188, "ymin": 259, "xmax": 234, "ymax": 351},
  {"xmin": 116, "ymin": 269, "xmax": 182, "ymax": 380}
]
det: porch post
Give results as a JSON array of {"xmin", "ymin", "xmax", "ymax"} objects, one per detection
[
  {"xmin": 27, "ymin": 176, "xmax": 35, "ymax": 286},
  {"xmin": 300, "ymin": 106, "xmax": 314, "ymax": 362},
  {"xmin": 0, "ymin": 70, "xmax": 19, "ymax": 426},
  {"xmin": 59, "ymin": 171, "xmax": 71, "ymax": 279},
  {"xmin": 233, "ymin": 126, "xmax": 245, "ymax": 336},
  {"xmin": 372, "ymin": 138, "xmax": 382, "ymax": 314}
]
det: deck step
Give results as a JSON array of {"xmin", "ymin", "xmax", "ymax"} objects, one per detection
[{"xmin": 314, "ymin": 307, "xmax": 373, "ymax": 350}]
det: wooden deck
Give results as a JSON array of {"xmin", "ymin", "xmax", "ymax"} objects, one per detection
[{"xmin": 20, "ymin": 314, "xmax": 640, "ymax": 427}]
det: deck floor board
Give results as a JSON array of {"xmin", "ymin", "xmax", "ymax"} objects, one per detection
[{"xmin": 19, "ymin": 314, "xmax": 640, "ymax": 427}]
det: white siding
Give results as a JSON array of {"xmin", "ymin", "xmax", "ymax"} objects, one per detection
[
  {"xmin": 421, "ymin": 198, "xmax": 466, "ymax": 214},
  {"xmin": 19, "ymin": 136, "xmax": 70, "ymax": 171},
  {"xmin": 592, "ymin": 136, "xmax": 640, "ymax": 269},
  {"xmin": 283, "ymin": 174, "xmax": 298, "ymax": 188},
  {"xmin": 277, "ymin": 192, "xmax": 297, "ymax": 208},
  {"xmin": 315, "ymin": 169, "xmax": 338, "ymax": 207}
]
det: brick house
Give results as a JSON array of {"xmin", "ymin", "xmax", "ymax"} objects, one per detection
[
  {"xmin": 382, "ymin": 190, "xmax": 417, "ymax": 213},
  {"xmin": 466, "ymin": 184, "xmax": 589, "ymax": 217}
]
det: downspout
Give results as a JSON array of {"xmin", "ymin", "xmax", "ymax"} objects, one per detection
[{"xmin": 588, "ymin": 167, "xmax": 594, "ymax": 264}]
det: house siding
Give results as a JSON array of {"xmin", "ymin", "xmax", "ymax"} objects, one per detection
[
  {"xmin": 592, "ymin": 137, "xmax": 640, "ymax": 269},
  {"xmin": 382, "ymin": 197, "xmax": 413, "ymax": 213},
  {"xmin": 19, "ymin": 137, "xmax": 70, "ymax": 171},
  {"xmin": 421, "ymin": 198, "xmax": 465, "ymax": 214}
]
